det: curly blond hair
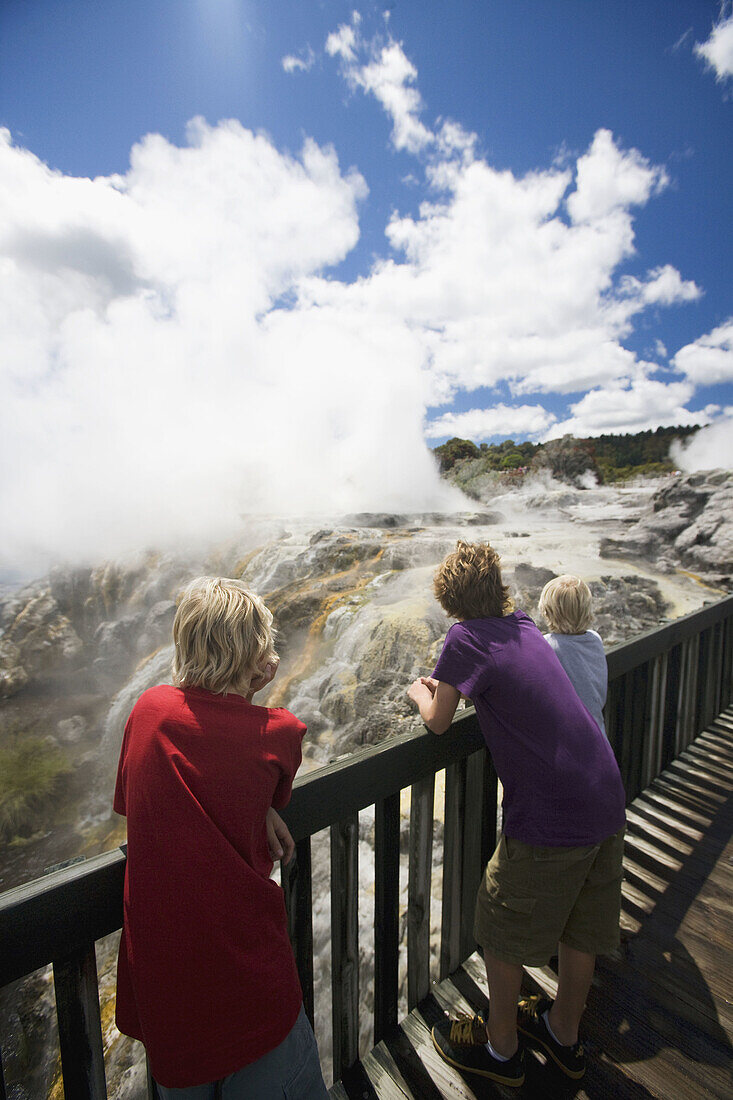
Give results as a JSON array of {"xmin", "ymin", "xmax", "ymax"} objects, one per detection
[
  {"xmin": 433, "ymin": 541, "xmax": 513, "ymax": 621},
  {"xmin": 539, "ymin": 575, "xmax": 593, "ymax": 634},
  {"xmin": 172, "ymin": 577, "xmax": 277, "ymax": 696}
]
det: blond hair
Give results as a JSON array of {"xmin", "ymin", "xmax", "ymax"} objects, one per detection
[
  {"xmin": 172, "ymin": 577, "xmax": 277, "ymax": 696},
  {"xmin": 433, "ymin": 541, "xmax": 513, "ymax": 621},
  {"xmin": 539, "ymin": 575, "xmax": 593, "ymax": 634}
]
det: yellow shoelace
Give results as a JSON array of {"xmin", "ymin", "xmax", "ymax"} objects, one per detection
[
  {"xmin": 518, "ymin": 996, "xmax": 584, "ymax": 1055},
  {"xmin": 517, "ymin": 994, "xmax": 542, "ymax": 1020},
  {"xmin": 448, "ymin": 1013, "xmax": 486, "ymax": 1045}
]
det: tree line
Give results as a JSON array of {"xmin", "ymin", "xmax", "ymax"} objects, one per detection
[{"xmin": 434, "ymin": 424, "xmax": 701, "ymax": 485}]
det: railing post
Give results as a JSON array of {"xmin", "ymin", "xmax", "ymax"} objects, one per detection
[
  {"xmin": 643, "ymin": 654, "xmax": 662, "ymax": 789},
  {"xmin": 480, "ymin": 751, "xmax": 499, "ymax": 869},
  {"xmin": 662, "ymin": 643, "xmax": 682, "ymax": 769},
  {"xmin": 53, "ymin": 944, "xmax": 107, "ymax": 1100},
  {"xmin": 627, "ymin": 663, "xmax": 651, "ymax": 802},
  {"xmin": 619, "ymin": 671, "xmax": 635, "ymax": 796},
  {"xmin": 440, "ymin": 759, "xmax": 466, "ymax": 980},
  {"xmin": 374, "ymin": 792, "xmax": 400, "ymax": 1043},
  {"xmin": 330, "ymin": 814, "xmax": 359, "ymax": 1080},
  {"xmin": 716, "ymin": 615, "xmax": 733, "ymax": 716},
  {"xmin": 407, "ymin": 775, "xmax": 434, "ymax": 1010},
  {"xmin": 282, "ymin": 837, "xmax": 315, "ymax": 1025},
  {"xmin": 459, "ymin": 750, "xmax": 487, "ymax": 962},
  {"xmin": 605, "ymin": 675, "xmax": 624, "ymax": 761}
]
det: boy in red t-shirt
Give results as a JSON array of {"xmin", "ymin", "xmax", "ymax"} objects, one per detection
[{"xmin": 114, "ymin": 576, "xmax": 328, "ymax": 1098}]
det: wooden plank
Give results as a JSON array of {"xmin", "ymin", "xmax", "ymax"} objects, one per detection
[
  {"xmin": 282, "ymin": 836, "xmax": 315, "ymax": 1025},
  {"xmin": 364, "ymin": 1042, "xmax": 418, "ymax": 1099},
  {"xmin": 381, "ymin": 1022, "xmax": 446, "ymax": 1100},
  {"xmin": 578, "ymin": 974, "xmax": 732, "ymax": 1099},
  {"xmin": 623, "ymin": 830, "xmax": 732, "ymax": 898},
  {"xmin": 661, "ymin": 642, "xmax": 682, "ymax": 770},
  {"xmin": 479, "ymin": 752, "xmax": 498, "ymax": 871},
  {"xmin": 604, "ymin": 675, "xmax": 622, "ymax": 757},
  {"xmin": 331, "ymin": 814, "xmax": 360, "ymax": 1081},
  {"xmin": 399, "ymin": 1006, "xmax": 481, "ymax": 1099},
  {"xmin": 339, "ymin": 1059, "xmax": 380, "ymax": 1100},
  {"xmin": 595, "ymin": 950, "xmax": 733, "ymax": 1064},
  {"xmin": 652, "ymin": 770, "xmax": 728, "ymax": 813},
  {"xmin": 407, "ymin": 774, "xmax": 434, "ymax": 1011},
  {"xmin": 53, "ymin": 945, "xmax": 107, "ymax": 1100},
  {"xmin": 664, "ymin": 757, "xmax": 732, "ymax": 795},
  {"xmin": 459, "ymin": 751, "xmax": 486, "ymax": 962},
  {"xmin": 630, "ymin": 798, "xmax": 706, "ymax": 845},
  {"xmin": 681, "ymin": 744, "xmax": 733, "ymax": 779},
  {"xmin": 635, "ymin": 788, "xmax": 713, "ymax": 830},
  {"xmin": 627, "ymin": 664, "xmax": 650, "ymax": 801},
  {"xmin": 440, "ymin": 759, "xmax": 466, "ymax": 981},
  {"xmin": 517, "ymin": 962, "xmax": 723, "ymax": 1100},
  {"xmin": 374, "ymin": 792, "xmax": 400, "ymax": 1043}
]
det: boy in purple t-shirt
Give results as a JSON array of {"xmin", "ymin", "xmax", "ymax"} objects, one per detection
[{"xmin": 408, "ymin": 541, "xmax": 625, "ymax": 1087}]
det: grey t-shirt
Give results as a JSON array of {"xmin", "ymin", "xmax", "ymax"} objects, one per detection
[{"xmin": 544, "ymin": 630, "xmax": 608, "ymax": 737}]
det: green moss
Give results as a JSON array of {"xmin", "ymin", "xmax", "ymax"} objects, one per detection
[
  {"xmin": 0, "ymin": 737, "xmax": 71, "ymax": 843},
  {"xmin": 598, "ymin": 460, "xmax": 677, "ymax": 483}
]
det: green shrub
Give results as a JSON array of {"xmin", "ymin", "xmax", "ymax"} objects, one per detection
[{"xmin": 0, "ymin": 738, "xmax": 71, "ymax": 843}]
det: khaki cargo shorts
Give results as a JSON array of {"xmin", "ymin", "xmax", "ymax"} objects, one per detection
[{"xmin": 474, "ymin": 828, "xmax": 625, "ymax": 966}]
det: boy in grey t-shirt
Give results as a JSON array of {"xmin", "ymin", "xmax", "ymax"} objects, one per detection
[{"xmin": 539, "ymin": 575, "xmax": 608, "ymax": 737}]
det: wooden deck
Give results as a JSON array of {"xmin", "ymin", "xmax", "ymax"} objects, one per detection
[{"xmin": 331, "ymin": 708, "xmax": 733, "ymax": 1100}]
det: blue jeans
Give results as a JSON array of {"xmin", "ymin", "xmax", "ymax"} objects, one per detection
[{"xmin": 154, "ymin": 1005, "xmax": 329, "ymax": 1099}]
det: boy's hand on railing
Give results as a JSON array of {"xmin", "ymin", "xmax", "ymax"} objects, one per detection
[
  {"xmin": 408, "ymin": 676, "xmax": 460, "ymax": 735},
  {"xmin": 407, "ymin": 676, "xmax": 438, "ymax": 704},
  {"xmin": 266, "ymin": 807, "xmax": 295, "ymax": 866}
]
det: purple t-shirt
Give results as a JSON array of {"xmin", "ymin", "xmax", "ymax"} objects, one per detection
[{"xmin": 432, "ymin": 611, "xmax": 626, "ymax": 846}]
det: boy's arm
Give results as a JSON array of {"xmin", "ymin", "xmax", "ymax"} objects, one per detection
[{"xmin": 407, "ymin": 676, "xmax": 460, "ymax": 735}]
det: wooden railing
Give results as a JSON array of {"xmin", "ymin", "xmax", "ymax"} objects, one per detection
[{"xmin": 1, "ymin": 593, "xmax": 732, "ymax": 1098}]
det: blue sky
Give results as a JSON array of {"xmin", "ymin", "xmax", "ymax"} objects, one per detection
[{"xmin": 0, "ymin": 0, "xmax": 731, "ymax": 571}]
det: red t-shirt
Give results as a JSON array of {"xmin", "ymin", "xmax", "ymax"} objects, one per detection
[{"xmin": 114, "ymin": 684, "xmax": 306, "ymax": 1088}]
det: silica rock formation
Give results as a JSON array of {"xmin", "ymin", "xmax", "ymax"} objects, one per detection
[{"xmin": 600, "ymin": 470, "xmax": 733, "ymax": 587}]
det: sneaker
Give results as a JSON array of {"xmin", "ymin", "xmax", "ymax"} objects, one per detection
[
  {"xmin": 517, "ymin": 995, "xmax": 586, "ymax": 1079},
  {"xmin": 431, "ymin": 1013, "xmax": 525, "ymax": 1087}
]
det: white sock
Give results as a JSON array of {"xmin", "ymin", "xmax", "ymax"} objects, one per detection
[
  {"xmin": 485, "ymin": 1038, "xmax": 511, "ymax": 1062},
  {"xmin": 542, "ymin": 1009, "xmax": 569, "ymax": 1047}
]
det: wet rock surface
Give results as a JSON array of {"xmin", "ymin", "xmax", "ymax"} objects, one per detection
[{"xmin": 600, "ymin": 470, "xmax": 733, "ymax": 587}]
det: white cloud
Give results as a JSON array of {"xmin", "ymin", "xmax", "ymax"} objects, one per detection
[
  {"xmin": 695, "ymin": 10, "xmax": 733, "ymax": 82},
  {"xmin": 567, "ymin": 129, "xmax": 668, "ymax": 225},
  {"xmin": 619, "ymin": 265, "xmax": 701, "ymax": 308},
  {"xmin": 304, "ymin": 111, "xmax": 695, "ymax": 405},
  {"xmin": 544, "ymin": 378, "xmax": 706, "ymax": 439},
  {"xmin": 325, "ymin": 19, "xmax": 359, "ymax": 63},
  {"xmin": 425, "ymin": 405, "xmax": 556, "ymax": 441},
  {"xmin": 671, "ymin": 415, "xmax": 733, "ymax": 471},
  {"xmin": 0, "ymin": 123, "xmax": 462, "ymax": 574},
  {"xmin": 282, "ymin": 47, "xmax": 315, "ymax": 74},
  {"xmin": 326, "ymin": 19, "xmax": 435, "ymax": 154},
  {"xmin": 672, "ymin": 319, "xmax": 733, "ymax": 385}
]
